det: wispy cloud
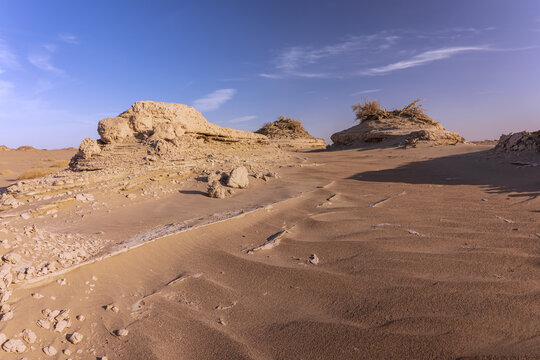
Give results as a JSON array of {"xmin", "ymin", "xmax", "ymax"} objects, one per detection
[
  {"xmin": 350, "ymin": 89, "xmax": 381, "ymax": 96},
  {"xmin": 229, "ymin": 115, "xmax": 257, "ymax": 123},
  {"xmin": 28, "ymin": 53, "xmax": 64, "ymax": 75},
  {"xmin": 0, "ymin": 39, "xmax": 18, "ymax": 70},
  {"xmin": 361, "ymin": 46, "xmax": 490, "ymax": 75},
  {"xmin": 193, "ymin": 88, "xmax": 236, "ymax": 112},
  {"xmin": 59, "ymin": 33, "xmax": 79, "ymax": 45},
  {"xmin": 260, "ymin": 32, "xmax": 399, "ymax": 79}
]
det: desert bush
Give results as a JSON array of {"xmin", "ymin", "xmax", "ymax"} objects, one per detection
[
  {"xmin": 255, "ymin": 116, "xmax": 311, "ymax": 138},
  {"xmin": 353, "ymin": 99, "xmax": 437, "ymax": 125},
  {"xmin": 352, "ymin": 99, "xmax": 388, "ymax": 122},
  {"xmin": 0, "ymin": 169, "xmax": 14, "ymax": 175},
  {"xmin": 16, "ymin": 168, "xmax": 59, "ymax": 180}
]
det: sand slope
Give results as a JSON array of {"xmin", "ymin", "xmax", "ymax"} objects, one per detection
[{"xmin": 2, "ymin": 144, "xmax": 540, "ymax": 359}]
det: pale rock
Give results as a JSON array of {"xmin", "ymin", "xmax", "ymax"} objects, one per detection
[
  {"xmin": 54, "ymin": 319, "xmax": 69, "ymax": 332},
  {"xmin": 0, "ymin": 310, "xmax": 13, "ymax": 321},
  {"xmin": 2, "ymin": 339, "xmax": 26, "ymax": 353},
  {"xmin": 36, "ymin": 319, "xmax": 51, "ymax": 329},
  {"xmin": 43, "ymin": 345, "xmax": 57, "ymax": 356},
  {"xmin": 114, "ymin": 328, "xmax": 129, "ymax": 337},
  {"xmin": 227, "ymin": 166, "xmax": 249, "ymax": 189},
  {"xmin": 98, "ymin": 117, "xmax": 133, "ymax": 143},
  {"xmin": 67, "ymin": 331, "xmax": 83, "ymax": 344},
  {"xmin": 78, "ymin": 138, "xmax": 101, "ymax": 159},
  {"xmin": 21, "ymin": 329, "xmax": 37, "ymax": 344},
  {"xmin": 309, "ymin": 254, "xmax": 320, "ymax": 265},
  {"xmin": 207, "ymin": 181, "xmax": 230, "ymax": 199}
]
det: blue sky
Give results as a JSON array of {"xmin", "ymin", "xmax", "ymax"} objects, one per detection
[{"xmin": 0, "ymin": 0, "xmax": 539, "ymax": 148}]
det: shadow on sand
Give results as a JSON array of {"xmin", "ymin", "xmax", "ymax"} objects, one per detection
[{"xmin": 348, "ymin": 149, "xmax": 540, "ymax": 202}]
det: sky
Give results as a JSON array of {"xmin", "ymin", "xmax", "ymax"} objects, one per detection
[{"xmin": 0, "ymin": 0, "xmax": 539, "ymax": 148}]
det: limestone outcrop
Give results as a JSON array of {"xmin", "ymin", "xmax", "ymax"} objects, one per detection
[
  {"xmin": 255, "ymin": 116, "xmax": 326, "ymax": 149},
  {"xmin": 494, "ymin": 131, "xmax": 539, "ymax": 153},
  {"xmin": 70, "ymin": 101, "xmax": 270, "ymax": 171},
  {"xmin": 331, "ymin": 100, "xmax": 465, "ymax": 148}
]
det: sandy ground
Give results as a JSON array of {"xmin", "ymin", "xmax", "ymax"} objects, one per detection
[{"xmin": 1, "ymin": 144, "xmax": 539, "ymax": 359}]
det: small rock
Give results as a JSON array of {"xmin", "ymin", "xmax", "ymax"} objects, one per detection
[
  {"xmin": 0, "ymin": 310, "xmax": 13, "ymax": 321},
  {"xmin": 54, "ymin": 319, "xmax": 69, "ymax": 332},
  {"xmin": 22, "ymin": 329, "xmax": 37, "ymax": 344},
  {"xmin": 43, "ymin": 345, "xmax": 57, "ymax": 356},
  {"xmin": 309, "ymin": 254, "xmax": 319, "ymax": 265},
  {"xmin": 227, "ymin": 166, "xmax": 249, "ymax": 188},
  {"xmin": 20, "ymin": 213, "xmax": 30, "ymax": 220},
  {"xmin": 76, "ymin": 314, "xmax": 86, "ymax": 321},
  {"xmin": 32, "ymin": 293, "xmax": 44, "ymax": 299},
  {"xmin": 36, "ymin": 319, "xmax": 51, "ymax": 329},
  {"xmin": 207, "ymin": 181, "xmax": 230, "ymax": 199},
  {"xmin": 114, "ymin": 328, "xmax": 128, "ymax": 337},
  {"xmin": 2, "ymin": 339, "xmax": 27, "ymax": 353},
  {"xmin": 64, "ymin": 348, "xmax": 72, "ymax": 355},
  {"xmin": 67, "ymin": 331, "xmax": 83, "ymax": 344},
  {"xmin": 2, "ymin": 252, "xmax": 21, "ymax": 264}
]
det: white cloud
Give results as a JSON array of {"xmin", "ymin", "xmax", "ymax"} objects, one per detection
[
  {"xmin": 361, "ymin": 46, "xmax": 489, "ymax": 75},
  {"xmin": 0, "ymin": 39, "xmax": 18, "ymax": 70},
  {"xmin": 229, "ymin": 115, "xmax": 257, "ymax": 123},
  {"xmin": 59, "ymin": 33, "xmax": 79, "ymax": 45},
  {"xmin": 28, "ymin": 54, "xmax": 64, "ymax": 75},
  {"xmin": 192, "ymin": 88, "xmax": 236, "ymax": 112},
  {"xmin": 350, "ymin": 89, "xmax": 381, "ymax": 96}
]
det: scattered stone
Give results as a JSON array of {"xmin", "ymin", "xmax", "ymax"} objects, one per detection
[
  {"xmin": 309, "ymin": 254, "xmax": 320, "ymax": 265},
  {"xmin": 32, "ymin": 293, "xmax": 44, "ymax": 299},
  {"xmin": 0, "ymin": 310, "xmax": 13, "ymax": 321},
  {"xmin": 494, "ymin": 131, "xmax": 540, "ymax": 153},
  {"xmin": 64, "ymin": 348, "xmax": 72, "ymax": 355},
  {"xmin": 227, "ymin": 167, "xmax": 249, "ymax": 189},
  {"xmin": 57, "ymin": 278, "xmax": 67, "ymax": 285},
  {"xmin": 76, "ymin": 314, "xmax": 86, "ymax": 321},
  {"xmin": 2, "ymin": 339, "xmax": 27, "ymax": 353},
  {"xmin": 114, "ymin": 328, "xmax": 129, "ymax": 337},
  {"xmin": 21, "ymin": 329, "xmax": 37, "ymax": 344},
  {"xmin": 207, "ymin": 181, "xmax": 231, "ymax": 199},
  {"xmin": 36, "ymin": 319, "xmax": 51, "ymax": 329},
  {"xmin": 43, "ymin": 345, "xmax": 57, "ymax": 356},
  {"xmin": 20, "ymin": 213, "xmax": 30, "ymax": 220},
  {"xmin": 67, "ymin": 331, "xmax": 83, "ymax": 344},
  {"xmin": 105, "ymin": 304, "xmax": 119, "ymax": 313},
  {"xmin": 2, "ymin": 252, "xmax": 21, "ymax": 264}
]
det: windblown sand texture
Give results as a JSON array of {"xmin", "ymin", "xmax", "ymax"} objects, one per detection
[{"xmin": 0, "ymin": 102, "xmax": 538, "ymax": 359}]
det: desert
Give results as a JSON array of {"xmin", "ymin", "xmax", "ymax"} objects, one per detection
[
  {"xmin": 0, "ymin": 98, "xmax": 538, "ymax": 359},
  {"xmin": 1, "ymin": 2, "xmax": 539, "ymax": 359}
]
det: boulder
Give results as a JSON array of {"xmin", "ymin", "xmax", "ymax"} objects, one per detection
[
  {"xmin": 207, "ymin": 181, "xmax": 230, "ymax": 199},
  {"xmin": 227, "ymin": 167, "xmax": 249, "ymax": 188},
  {"xmin": 78, "ymin": 138, "xmax": 101, "ymax": 158},
  {"xmin": 97, "ymin": 117, "xmax": 133, "ymax": 143}
]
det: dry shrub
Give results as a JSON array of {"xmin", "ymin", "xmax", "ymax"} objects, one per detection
[
  {"xmin": 49, "ymin": 160, "xmax": 70, "ymax": 168},
  {"xmin": 255, "ymin": 116, "xmax": 311, "ymax": 139},
  {"xmin": 16, "ymin": 168, "xmax": 59, "ymax": 180},
  {"xmin": 0, "ymin": 169, "xmax": 14, "ymax": 175},
  {"xmin": 353, "ymin": 98, "xmax": 437, "ymax": 125},
  {"xmin": 352, "ymin": 99, "xmax": 387, "ymax": 123}
]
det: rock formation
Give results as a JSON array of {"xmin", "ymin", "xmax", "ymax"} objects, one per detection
[
  {"xmin": 330, "ymin": 100, "xmax": 465, "ymax": 148},
  {"xmin": 494, "ymin": 131, "xmax": 539, "ymax": 154},
  {"xmin": 255, "ymin": 116, "xmax": 326, "ymax": 149},
  {"xmin": 70, "ymin": 101, "xmax": 269, "ymax": 171}
]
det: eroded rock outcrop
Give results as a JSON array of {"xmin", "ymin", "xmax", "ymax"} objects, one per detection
[
  {"xmin": 70, "ymin": 101, "xmax": 269, "ymax": 171},
  {"xmin": 331, "ymin": 100, "xmax": 465, "ymax": 148},
  {"xmin": 255, "ymin": 116, "xmax": 326, "ymax": 149},
  {"xmin": 494, "ymin": 131, "xmax": 539, "ymax": 154}
]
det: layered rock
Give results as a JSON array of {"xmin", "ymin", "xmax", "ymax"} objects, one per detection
[
  {"xmin": 494, "ymin": 131, "xmax": 539, "ymax": 154},
  {"xmin": 255, "ymin": 116, "xmax": 326, "ymax": 149},
  {"xmin": 331, "ymin": 100, "xmax": 465, "ymax": 148},
  {"xmin": 70, "ymin": 101, "xmax": 269, "ymax": 171}
]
